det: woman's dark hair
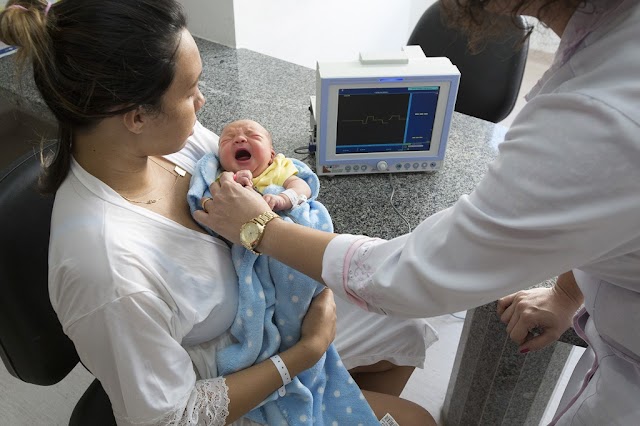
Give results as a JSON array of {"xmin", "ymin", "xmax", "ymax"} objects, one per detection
[
  {"xmin": 0, "ymin": 0, "xmax": 187, "ymax": 193},
  {"xmin": 441, "ymin": 0, "xmax": 583, "ymax": 50}
]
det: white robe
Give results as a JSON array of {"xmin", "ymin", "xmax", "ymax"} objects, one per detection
[{"xmin": 49, "ymin": 122, "xmax": 437, "ymax": 425}]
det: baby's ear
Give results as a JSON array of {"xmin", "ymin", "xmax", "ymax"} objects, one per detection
[{"xmin": 269, "ymin": 148, "xmax": 276, "ymax": 163}]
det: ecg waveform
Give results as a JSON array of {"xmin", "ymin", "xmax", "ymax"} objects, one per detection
[
  {"xmin": 342, "ymin": 114, "xmax": 407, "ymax": 125},
  {"xmin": 336, "ymin": 93, "xmax": 410, "ymax": 146}
]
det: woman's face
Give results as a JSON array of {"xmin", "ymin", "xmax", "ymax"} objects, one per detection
[
  {"xmin": 143, "ymin": 29, "xmax": 205, "ymax": 155},
  {"xmin": 218, "ymin": 120, "xmax": 276, "ymax": 176}
]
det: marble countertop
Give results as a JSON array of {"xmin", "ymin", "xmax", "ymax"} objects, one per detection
[{"xmin": 0, "ymin": 37, "xmax": 506, "ymax": 240}]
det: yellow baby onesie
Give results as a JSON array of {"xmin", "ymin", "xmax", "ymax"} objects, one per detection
[{"xmin": 252, "ymin": 154, "xmax": 298, "ymax": 193}]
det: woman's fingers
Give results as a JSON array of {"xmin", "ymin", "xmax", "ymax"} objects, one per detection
[
  {"xmin": 508, "ymin": 314, "xmax": 533, "ymax": 345},
  {"xmin": 301, "ymin": 289, "xmax": 337, "ymax": 350},
  {"xmin": 496, "ymin": 292, "xmax": 516, "ymax": 316},
  {"xmin": 519, "ymin": 331, "xmax": 558, "ymax": 353},
  {"xmin": 499, "ymin": 298, "xmax": 517, "ymax": 324}
]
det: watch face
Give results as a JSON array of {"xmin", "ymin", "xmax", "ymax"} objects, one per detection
[{"xmin": 240, "ymin": 222, "xmax": 261, "ymax": 246}]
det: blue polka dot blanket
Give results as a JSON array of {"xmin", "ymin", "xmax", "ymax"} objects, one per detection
[{"xmin": 187, "ymin": 153, "xmax": 378, "ymax": 425}]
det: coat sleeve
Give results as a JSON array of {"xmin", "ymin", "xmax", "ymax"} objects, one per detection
[{"xmin": 322, "ymin": 93, "xmax": 640, "ymax": 317}]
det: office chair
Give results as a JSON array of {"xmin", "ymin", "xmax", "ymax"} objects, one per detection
[
  {"xmin": 0, "ymin": 146, "xmax": 116, "ymax": 425},
  {"xmin": 408, "ymin": 2, "xmax": 529, "ymax": 123}
]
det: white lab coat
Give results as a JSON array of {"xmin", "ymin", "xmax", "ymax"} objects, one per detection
[{"xmin": 322, "ymin": 0, "xmax": 640, "ymax": 424}]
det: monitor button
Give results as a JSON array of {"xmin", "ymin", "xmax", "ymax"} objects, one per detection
[
  {"xmin": 353, "ymin": 165, "xmax": 360, "ymax": 171},
  {"xmin": 404, "ymin": 163, "xmax": 411, "ymax": 169},
  {"xmin": 422, "ymin": 162, "xmax": 428, "ymax": 168},
  {"xmin": 413, "ymin": 163, "xmax": 419, "ymax": 169},
  {"xmin": 376, "ymin": 161, "xmax": 388, "ymax": 171},
  {"xmin": 430, "ymin": 162, "xmax": 437, "ymax": 168},
  {"xmin": 361, "ymin": 165, "xmax": 367, "ymax": 171}
]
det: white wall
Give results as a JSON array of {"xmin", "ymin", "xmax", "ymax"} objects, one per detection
[
  {"xmin": 179, "ymin": 1, "xmax": 559, "ymax": 66},
  {"xmin": 179, "ymin": 0, "xmax": 236, "ymax": 47},
  {"xmin": 232, "ymin": 0, "xmax": 414, "ymax": 69}
]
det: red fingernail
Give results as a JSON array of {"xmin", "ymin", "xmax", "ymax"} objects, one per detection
[
  {"xmin": 233, "ymin": 174, "xmax": 237, "ymax": 181},
  {"xmin": 520, "ymin": 349, "xmax": 530, "ymax": 354}
]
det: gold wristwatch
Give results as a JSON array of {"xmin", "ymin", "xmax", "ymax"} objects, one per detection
[{"xmin": 239, "ymin": 211, "xmax": 280, "ymax": 254}]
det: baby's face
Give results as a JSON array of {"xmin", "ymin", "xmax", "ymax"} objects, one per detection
[{"xmin": 218, "ymin": 120, "xmax": 276, "ymax": 176}]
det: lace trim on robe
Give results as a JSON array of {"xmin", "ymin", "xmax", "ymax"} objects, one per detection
[{"xmin": 120, "ymin": 377, "xmax": 230, "ymax": 426}]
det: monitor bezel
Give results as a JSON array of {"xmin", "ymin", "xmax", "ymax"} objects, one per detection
[{"xmin": 318, "ymin": 76, "xmax": 458, "ymax": 166}]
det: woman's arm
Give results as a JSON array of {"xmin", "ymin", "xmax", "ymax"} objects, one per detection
[
  {"xmin": 195, "ymin": 172, "xmax": 334, "ymax": 283},
  {"xmin": 196, "ymin": 93, "xmax": 640, "ymax": 319},
  {"xmin": 224, "ymin": 288, "xmax": 336, "ymax": 422},
  {"xmin": 69, "ymin": 288, "xmax": 336, "ymax": 425}
]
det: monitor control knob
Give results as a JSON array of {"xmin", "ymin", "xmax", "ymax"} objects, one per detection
[{"xmin": 376, "ymin": 161, "xmax": 389, "ymax": 171}]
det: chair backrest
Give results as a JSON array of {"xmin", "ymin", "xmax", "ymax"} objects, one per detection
[
  {"xmin": 0, "ymin": 145, "xmax": 79, "ymax": 385},
  {"xmin": 408, "ymin": 3, "xmax": 529, "ymax": 123}
]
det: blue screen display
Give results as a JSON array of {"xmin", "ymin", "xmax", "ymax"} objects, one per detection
[{"xmin": 335, "ymin": 86, "xmax": 439, "ymax": 154}]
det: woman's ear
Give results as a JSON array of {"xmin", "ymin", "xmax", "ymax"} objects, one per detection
[{"xmin": 122, "ymin": 106, "xmax": 146, "ymax": 134}]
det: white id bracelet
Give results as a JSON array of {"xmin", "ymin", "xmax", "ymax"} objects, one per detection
[
  {"xmin": 281, "ymin": 189, "xmax": 307, "ymax": 209},
  {"xmin": 269, "ymin": 354, "xmax": 292, "ymax": 397}
]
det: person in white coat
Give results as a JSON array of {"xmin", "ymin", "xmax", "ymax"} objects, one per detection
[{"xmin": 198, "ymin": 0, "xmax": 640, "ymax": 424}]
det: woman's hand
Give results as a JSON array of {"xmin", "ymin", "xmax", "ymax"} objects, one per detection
[
  {"xmin": 298, "ymin": 289, "xmax": 337, "ymax": 360},
  {"xmin": 497, "ymin": 272, "xmax": 583, "ymax": 353},
  {"xmin": 194, "ymin": 172, "xmax": 272, "ymax": 244}
]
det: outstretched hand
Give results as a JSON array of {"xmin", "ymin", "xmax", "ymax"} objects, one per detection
[
  {"xmin": 497, "ymin": 278, "xmax": 582, "ymax": 353},
  {"xmin": 193, "ymin": 171, "xmax": 272, "ymax": 244}
]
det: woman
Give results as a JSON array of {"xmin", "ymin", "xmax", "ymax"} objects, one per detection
[
  {"xmin": 0, "ymin": 0, "xmax": 436, "ymax": 424},
  {"xmin": 200, "ymin": 0, "xmax": 640, "ymax": 424}
]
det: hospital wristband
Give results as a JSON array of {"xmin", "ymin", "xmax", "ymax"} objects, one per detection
[
  {"xmin": 269, "ymin": 354, "xmax": 291, "ymax": 397},
  {"xmin": 281, "ymin": 189, "xmax": 307, "ymax": 209}
]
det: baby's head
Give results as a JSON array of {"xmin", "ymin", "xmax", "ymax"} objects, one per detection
[{"xmin": 218, "ymin": 119, "xmax": 276, "ymax": 176}]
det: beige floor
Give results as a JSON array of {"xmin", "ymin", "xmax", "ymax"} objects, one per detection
[{"xmin": 0, "ymin": 49, "xmax": 582, "ymax": 426}]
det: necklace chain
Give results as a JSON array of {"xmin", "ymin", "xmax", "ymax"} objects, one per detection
[{"xmin": 121, "ymin": 157, "xmax": 185, "ymax": 205}]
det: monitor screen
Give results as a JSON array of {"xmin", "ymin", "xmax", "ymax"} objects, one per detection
[{"xmin": 335, "ymin": 86, "xmax": 439, "ymax": 154}]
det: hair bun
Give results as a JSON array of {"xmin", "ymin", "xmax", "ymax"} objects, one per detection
[{"xmin": 0, "ymin": 1, "xmax": 52, "ymax": 70}]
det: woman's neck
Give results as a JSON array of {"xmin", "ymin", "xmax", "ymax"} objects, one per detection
[
  {"xmin": 529, "ymin": 0, "xmax": 581, "ymax": 37},
  {"xmin": 72, "ymin": 121, "xmax": 155, "ymax": 196}
]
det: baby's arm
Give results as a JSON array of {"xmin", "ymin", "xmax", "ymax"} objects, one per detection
[{"xmin": 264, "ymin": 176, "xmax": 312, "ymax": 211}]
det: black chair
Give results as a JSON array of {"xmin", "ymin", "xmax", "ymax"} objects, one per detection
[
  {"xmin": 0, "ymin": 146, "xmax": 116, "ymax": 425},
  {"xmin": 408, "ymin": 2, "xmax": 529, "ymax": 123}
]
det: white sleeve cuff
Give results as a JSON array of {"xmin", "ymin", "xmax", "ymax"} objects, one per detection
[{"xmin": 322, "ymin": 234, "xmax": 374, "ymax": 311}]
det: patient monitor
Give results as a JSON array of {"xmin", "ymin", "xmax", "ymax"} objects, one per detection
[{"xmin": 309, "ymin": 46, "xmax": 460, "ymax": 176}]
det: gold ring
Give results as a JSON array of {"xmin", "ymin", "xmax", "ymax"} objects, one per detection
[{"xmin": 201, "ymin": 196, "xmax": 213, "ymax": 213}]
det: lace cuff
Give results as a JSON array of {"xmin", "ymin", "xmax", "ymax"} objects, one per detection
[
  {"xmin": 115, "ymin": 377, "xmax": 231, "ymax": 426},
  {"xmin": 179, "ymin": 377, "xmax": 230, "ymax": 425}
]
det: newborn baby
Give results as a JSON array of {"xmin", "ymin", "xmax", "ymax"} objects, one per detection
[{"xmin": 218, "ymin": 119, "xmax": 311, "ymax": 211}]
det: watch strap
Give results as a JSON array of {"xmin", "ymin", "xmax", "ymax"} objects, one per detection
[{"xmin": 243, "ymin": 211, "xmax": 280, "ymax": 254}]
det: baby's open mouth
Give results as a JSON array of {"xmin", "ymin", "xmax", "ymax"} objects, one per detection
[{"xmin": 235, "ymin": 149, "xmax": 251, "ymax": 161}]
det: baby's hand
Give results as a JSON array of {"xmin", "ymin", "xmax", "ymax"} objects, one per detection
[
  {"xmin": 263, "ymin": 194, "xmax": 290, "ymax": 211},
  {"xmin": 234, "ymin": 170, "xmax": 253, "ymax": 188}
]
